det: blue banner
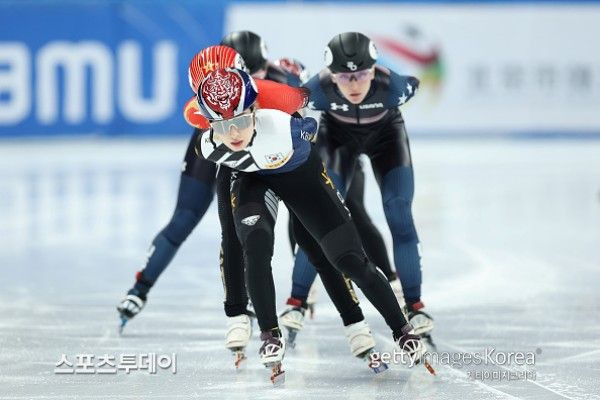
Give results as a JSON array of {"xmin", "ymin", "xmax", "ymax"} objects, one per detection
[{"xmin": 0, "ymin": 1, "xmax": 224, "ymax": 137}]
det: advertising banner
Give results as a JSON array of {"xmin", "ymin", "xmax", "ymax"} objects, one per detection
[
  {"xmin": 227, "ymin": 3, "xmax": 600, "ymax": 135},
  {"xmin": 0, "ymin": 1, "xmax": 224, "ymax": 137}
]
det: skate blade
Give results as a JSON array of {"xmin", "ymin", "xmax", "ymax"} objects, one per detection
[
  {"xmin": 424, "ymin": 360, "xmax": 436, "ymax": 376},
  {"xmin": 369, "ymin": 361, "xmax": 389, "ymax": 374},
  {"xmin": 233, "ymin": 351, "xmax": 247, "ymax": 369},
  {"xmin": 270, "ymin": 363, "xmax": 285, "ymax": 386},
  {"xmin": 286, "ymin": 329, "xmax": 298, "ymax": 349},
  {"xmin": 364, "ymin": 351, "xmax": 389, "ymax": 374},
  {"xmin": 118, "ymin": 318, "xmax": 128, "ymax": 335}
]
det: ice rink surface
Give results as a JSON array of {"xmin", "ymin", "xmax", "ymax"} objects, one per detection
[{"xmin": 1, "ymin": 138, "xmax": 599, "ymax": 399}]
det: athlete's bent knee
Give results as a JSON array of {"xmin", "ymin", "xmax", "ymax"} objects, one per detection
[
  {"xmin": 319, "ymin": 222, "xmax": 378, "ymax": 283},
  {"xmin": 234, "ymin": 204, "xmax": 273, "ymax": 247}
]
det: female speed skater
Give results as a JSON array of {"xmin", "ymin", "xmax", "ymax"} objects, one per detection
[
  {"xmin": 222, "ymin": 33, "xmax": 409, "ymax": 350},
  {"xmin": 116, "ymin": 33, "xmax": 305, "ymax": 327},
  {"xmin": 280, "ymin": 32, "xmax": 435, "ymax": 348},
  {"xmin": 118, "ymin": 44, "xmax": 381, "ymax": 371},
  {"xmin": 194, "ymin": 67, "xmax": 427, "ymax": 383},
  {"xmin": 116, "ymin": 45, "xmax": 302, "ymax": 341}
]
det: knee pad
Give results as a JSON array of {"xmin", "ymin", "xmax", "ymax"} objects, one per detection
[
  {"xmin": 321, "ymin": 222, "xmax": 386, "ymax": 287},
  {"xmin": 162, "ymin": 208, "xmax": 202, "ymax": 245},
  {"xmin": 320, "ymin": 222, "xmax": 376, "ymax": 280},
  {"xmin": 320, "ymin": 222, "xmax": 364, "ymax": 264},
  {"xmin": 234, "ymin": 203, "xmax": 274, "ymax": 247}
]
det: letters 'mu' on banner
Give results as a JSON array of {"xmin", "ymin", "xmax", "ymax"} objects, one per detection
[{"xmin": 0, "ymin": 1, "xmax": 224, "ymax": 137}]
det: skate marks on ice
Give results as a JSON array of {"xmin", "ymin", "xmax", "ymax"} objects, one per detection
[
  {"xmin": 375, "ymin": 329, "xmax": 599, "ymax": 400},
  {"xmin": 0, "ymin": 295, "xmax": 512, "ymax": 400},
  {"xmin": 2, "ymin": 140, "xmax": 600, "ymax": 399},
  {"xmin": 419, "ymin": 240, "xmax": 600, "ymax": 399},
  {"xmin": 440, "ymin": 340, "xmax": 598, "ymax": 400}
]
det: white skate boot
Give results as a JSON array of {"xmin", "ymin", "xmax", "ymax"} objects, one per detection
[
  {"xmin": 225, "ymin": 314, "xmax": 252, "ymax": 368},
  {"xmin": 259, "ymin": 330, "xmax": 286, "ymax": 385},
  {"xmin": 406, "ymin": 302, "xmax": 434, "ymax": 335},
  {"xmin": 116, "ymin": 291, "xmax": 146, "ymax": 334},
  {"xmin": 279, "ymin": 298, "xmax": 306, "ymax": 348},
  {"xmin": 345, "ymin": 320, "xmax": 376, "ymax": 357},
  {"xmin": 345, "ymin": 320, "xmax": 388, "ymax": 373},
  {"xmin": 404, "ymin": 301, "xmax": 435, "ymax": 350}
]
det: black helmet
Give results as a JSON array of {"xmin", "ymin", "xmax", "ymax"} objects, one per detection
[
  {"xmin": 325, "ymin": 32, "xmax": 378, "ymax": 73},
  {"xmin": 221, "ymin": 31, "xmax": 268, "ymax": 75}
]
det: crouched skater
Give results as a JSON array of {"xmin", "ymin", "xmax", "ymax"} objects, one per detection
[{"xmin": 194, "ymin": 67, "xmax": 426, "ymax": 384}]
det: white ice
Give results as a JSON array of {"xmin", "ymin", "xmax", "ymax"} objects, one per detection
[{"xmin": 0, "ymin": 138, "xmax": 599, "ymax": 399}]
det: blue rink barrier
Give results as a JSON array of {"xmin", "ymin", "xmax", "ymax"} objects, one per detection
[{"xmin": 0, "ymin": 0, "xmax": 224, "ymax": 137}]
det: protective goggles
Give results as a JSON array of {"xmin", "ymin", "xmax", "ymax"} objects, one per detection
[
  {"xmin": 333, "ymin": 69, "xmax": 373, "ymax": 83},
  {"xmin": 209, "ymin": 112, "xmax": 254, "ymax": 135}
]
